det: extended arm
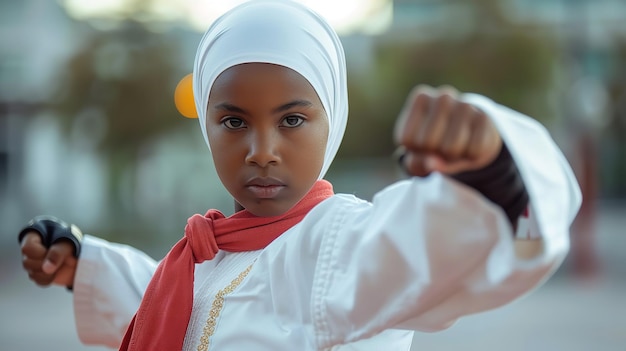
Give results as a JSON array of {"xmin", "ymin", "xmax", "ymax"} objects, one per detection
[
  {"xmin": 308, "ymin": 91, "xmax": 580, "ymax": 348},
  {"xmin": 72, "ymin": 236, "xmax": 157, "ymax": 348}
]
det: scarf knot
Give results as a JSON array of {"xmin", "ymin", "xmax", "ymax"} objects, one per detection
[
  {"xmin": 120, "ymin": 180, "xmax": 334, "ymax": 351},
  {"xmin": 185, "ymin": 211, "xmax": 224, "ymax": 262}
]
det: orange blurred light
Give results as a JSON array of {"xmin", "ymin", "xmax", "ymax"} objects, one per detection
[{"xmin": 174, "ymin": 73, "xmax": 197, "ymax": 118}]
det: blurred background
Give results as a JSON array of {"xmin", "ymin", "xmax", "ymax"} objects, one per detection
[{"xmin": 1, "ymin": 0, "xmax": 624, "ymax": 350}]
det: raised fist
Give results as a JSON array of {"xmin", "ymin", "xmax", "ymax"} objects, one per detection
[{"xmin": 394, "ymin": 85, "xmax": 502, "ymax": 177}]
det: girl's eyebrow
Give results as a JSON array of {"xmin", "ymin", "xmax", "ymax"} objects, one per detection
[
  {"xmin": 214, "ymin": 102, "xmax": 247, "ymax": 114},
  {"xmin": 272, "ymin": 99, "xmax": 313, "ymax": 113},
  {"xmin": 212, "ymin": 100, "xmax": 313, "ymax": 114}
]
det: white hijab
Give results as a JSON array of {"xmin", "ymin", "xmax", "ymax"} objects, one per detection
[{"xmin": 192, "ymin": 0, "xmax": 348, "ymax": 179}]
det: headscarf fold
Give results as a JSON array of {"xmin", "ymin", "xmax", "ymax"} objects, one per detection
[{"xmin": 193, "ymin": 0, "xmax": 348, "ymax": 179}]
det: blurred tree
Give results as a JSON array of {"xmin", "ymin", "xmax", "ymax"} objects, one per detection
[
  {"xmin": 340, "ymin": 0, "xmax": 558, "ymax": 159},
  {"xmin": 53, "ymin": 20, "xmax": 182, "ymax": 236}
]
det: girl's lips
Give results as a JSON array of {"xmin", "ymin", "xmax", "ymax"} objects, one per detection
[
  {"xmin": 245, "ymin": 176, "xmax": 285, "ymax": 187},
  {"xmin": 246, "ymin": 185, "xmax": 286, "ymax": 199}
]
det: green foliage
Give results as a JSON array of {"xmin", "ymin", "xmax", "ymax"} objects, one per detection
[
  {"xmin": 341, "ymin": 30, "xmax": 558, "ymax": 159},
  {"xmin": 54, "ymin": 21, "xmax": 181, "ymax": 153},
  {"xmin": 51, "ymin": 20, "xmax": 185, "ymax": 227}
]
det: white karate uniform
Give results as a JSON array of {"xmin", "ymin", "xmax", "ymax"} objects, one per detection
[{"xmin": 70, "ymin": 95, "xmax": 581, "ymax": 350}]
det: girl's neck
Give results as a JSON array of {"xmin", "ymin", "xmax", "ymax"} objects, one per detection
[{"xmin": 234, "ymin": 200, "xmax": 245, "ymax": 213}]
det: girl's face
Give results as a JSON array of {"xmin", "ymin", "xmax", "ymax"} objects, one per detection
[{"xmin": 206, "ymin": 63, "xmax": 329, "ymax": 217}]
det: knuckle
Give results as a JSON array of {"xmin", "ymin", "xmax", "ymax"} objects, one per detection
[
  {"xmin": 23, "ymin": 232, "xmax": 42, "ymax": 244},
  {"xmin": 449, "ymin": 103, "xmax": 475, "ymax": 123},
  {"xmin": 412, "ymin": 92, "xmax": 431, "ymax": 109},
  {"xmin": 20, "ymin": 234, "xmax": 45, "ymax": 256},
  {"xmin": 411, "ymin": 84, "xmax": 434, "ymax": 97},
  {"xmin": 471, "ymin": 109, "xmax": 489, "ymax": 125},
  {"xmin": 457, "ymin": 102, "xmax": 476, "ymax": 117},
  {"xmin": 475, "ymin": 113, "xmax": 489, "ymax": 126},
  {"xmin": 439, "ymin": 89, "xmax": 456, "ymax": 102},
  {"xmin": 437, "ymin": 85, "xmax": 459, "ymax": 96},
  {"xmin": 435, "ymin": 95, "xmax": 454, "ymax": 114}
]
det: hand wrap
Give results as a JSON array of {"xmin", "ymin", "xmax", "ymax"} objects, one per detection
[
  {"xmin": 450, "ymin": 144, "xmax": 529, "ymax": 226},
  {"xmin": 18, "ymin": 215, "xmax": 83, "ymax": 257}
]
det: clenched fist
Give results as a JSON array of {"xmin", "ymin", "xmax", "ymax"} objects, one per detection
[
  {"xmin": 21, "ymin": 233, "xmax": 77, "ymax": 287},
  {"xmin": 394, "ymin": 85, "xmax": 502, "ymax": 177},
  {"xmin": 19, "ymin": 216, "xmax": 83, "ymax": 288}
]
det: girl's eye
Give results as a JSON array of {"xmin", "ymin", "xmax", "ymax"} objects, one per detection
[
  {"xmin": 281, "ymin": 115, "xmax": 305, "ymax": 128},
  {"xmin": 222, "ymin": 117, "xmax": 245, "ymax": 129}
]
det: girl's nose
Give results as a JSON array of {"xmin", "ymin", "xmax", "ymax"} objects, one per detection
[{"xmin": 245, "ymin": 130, "xmax": 281, "ymax": 167}]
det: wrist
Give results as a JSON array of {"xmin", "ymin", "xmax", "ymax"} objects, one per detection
[{"xmin": 451, "ymin": 144, "xmax": 529, "ymax": 227}]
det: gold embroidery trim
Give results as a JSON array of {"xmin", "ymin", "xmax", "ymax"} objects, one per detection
[{"xmin": 197, "ymin": 264, "xmax": 254, "ymax": 351}]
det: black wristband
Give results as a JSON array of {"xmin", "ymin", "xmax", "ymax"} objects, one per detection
[
  {"xmin": 451, "ymin": 144, "xmax": 529, "ymax": 226},
  {"xmin": 18, "ymin": 215, "xmax": 83, "ymax": 257}
]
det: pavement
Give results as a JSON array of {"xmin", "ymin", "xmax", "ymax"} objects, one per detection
[{"xmin": 1, "ymin": 203, "xmax": 624, "ymax": 351}]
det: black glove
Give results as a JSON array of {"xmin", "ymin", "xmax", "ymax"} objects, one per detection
[
  {"xmin": 18, "ymin": 215, "xmax": 83, "ymax": 257},
  {"xmin": 450, "ymin": 144, "xmax": 529, "ymax": 226}
]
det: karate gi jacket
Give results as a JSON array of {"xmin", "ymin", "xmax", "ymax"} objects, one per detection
[{"xmin": 72, "ymin": 94, "xmax": 581, "ymax": 350}]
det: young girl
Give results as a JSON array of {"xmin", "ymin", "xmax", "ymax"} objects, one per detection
[{"xmin": 19, "ymin": 1, "xmax": 581, "ymax": 350}]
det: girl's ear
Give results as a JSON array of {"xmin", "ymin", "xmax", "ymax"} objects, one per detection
[{"xmin": 234, "ymin": 200, "xmax": 245, "ymax": 212}]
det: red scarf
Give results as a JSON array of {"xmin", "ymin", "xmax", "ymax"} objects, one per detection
[{"xmin": 119, "ymin": 180, "xmax": 334, "ymax": 351}]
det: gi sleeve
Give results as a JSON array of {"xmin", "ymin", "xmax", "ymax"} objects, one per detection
[
  {"xmin": 311, "ymin": 94, "xmax": 581, "ymax": 348},
  {"xmin": 73, "ymin": 235, "xmax": 157, "ymax": 348}
]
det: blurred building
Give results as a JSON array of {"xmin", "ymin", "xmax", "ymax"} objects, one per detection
[
  {"xmin": 0, "ymin": 0, "xmax": 86, "ymax": 242},
  {"xmin": 1, "ymin": 0, "xmax": 625, "ymax": 248}
]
